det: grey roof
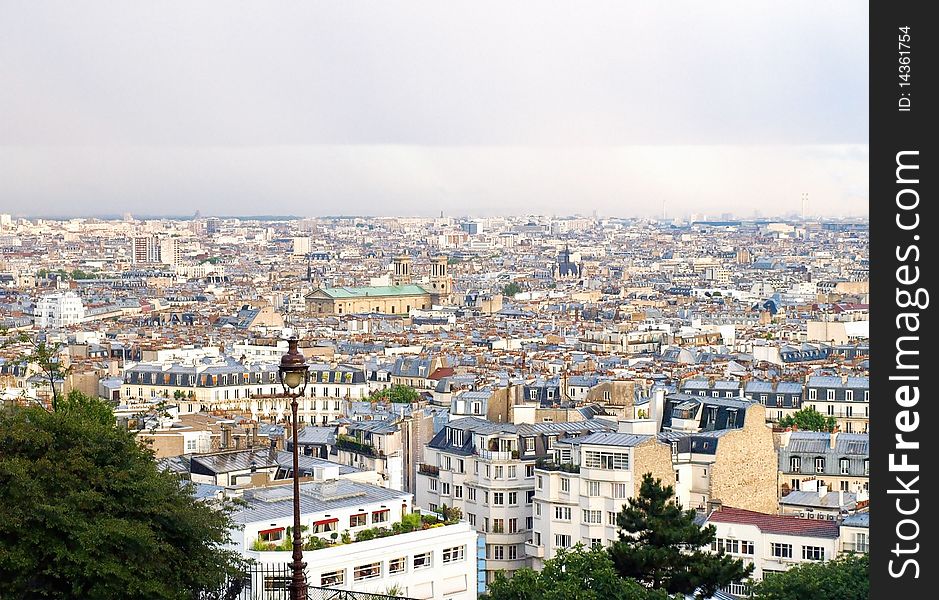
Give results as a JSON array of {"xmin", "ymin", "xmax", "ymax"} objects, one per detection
[
  {"xmin": 779, "ymin": 490, "xmax": 858, "ymax": 510},
  {"xmin": 569, "ymin": 432, "xmax": 654, "ymax": 448},
  {"xmin": 842, "ymin": 513, "xmax": 869, "ymax": 528},
  {"xmin": 231, "ymin": 479, "xmax": 410, "ymax": 525},
  {"xmin": 191, "ymin": 447, "xmax": 279, "ymax": 474},
  {"xmin": 784, "ymin": 432, "xmax": 869, "ymax": 455},
  {"xmin": 294, "ymin": 426, "xmax": 336, "ymax": 446},
  {"xmin": 274, "ymin": 451, "xmax": 360, "ymax": 475}
]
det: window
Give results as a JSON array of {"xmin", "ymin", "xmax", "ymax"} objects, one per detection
[
  {"xmin": 840, "ymin": 480, "xmax": 850, "ymax": 491},
  {"xmin": 815, "ymin": 457, "xmax": 825, "ymax": 473},
  {"xmin": 413, "ymin": 552, "xmax": 432, "ymax": 570},
  {"xmin": 840, "ymin": 458, "xmax": 850, "ymax": 475},
  {"xmin": 493, "ymin": 492, "xmax": 504, "ymax": 505},
  {"xmin": 508, "ymin": 491, "xmax": 518, "ymax": 505},
  {"xmin": 854, "ymin": 532, "xmax": 869, "ymax": 553},
  {"xmin": 603, "ymin": 390, "xmax": 611, "ymax": 401},
  {"xmin": 583, "ymin": 450, "xmax": 630, "ymax": 470},
  {"xmin": 429, "ymin": 503, "xmax": 438, "ymax": 513},
  {"xmin": 726, "ymin": 409, "xmax": 737, "ymax": 427},
  {"xmin": 467, "ymin": 513, "xmax": 476, "ymax": 526},
  {"xmin": 353, "ymin": 562, "xmax": 381, "ymax": 581},
  {"xmin": 526, "ymin": 490, "xmax": 535, "ymax": 504},
  {"xmin": 864, "ymin": 459, "xmax": 869, "ymax": 475},
  {"xmin": 827, "ymin": 389, "xmax": 835, "ymax": 401},
  {"xmin": 536, "ymin": 476, "xmax": 544, "ymax": 489},
  {"xmin": 494, "ymin": 466, "xmax": 504, "ymax": 480},
  {"xmin": 491, "ymin": 545, "xmax": 505, "ymax": 560},
  {"xmin": 429, "ymin": 478, "xmax": 438, "ymax": 492},
  {"xmin": 791, "ymin": 478, "xmax": 801, "ymax": 491},
  {"xmin": 587, "ymin": 481, "xmax": 601, "ymax": 496},
  {"xmin": 526, "ymin": 464, "xmax": 535, "ymax": 478},
  {"xmin": 508, "ymin": 545, "xmax": 518, "ymax": 560},
  {"xmin": 608, "ymin": 512, "xmax": 617, "ymax": 526},
  {"xmin": 771, "ymin": 543, "xmax": 793, "ymax": 559},
  {"xmin": 492, "ymin": 519, "xmax": 504, "ymax": 533},
  {"xmin": 443, "ymin": 545, "xmax": 466, "ymax": 563},
  {"xmin": 554, "ymin": 534, "xmax": 572, "ymax": 548},
  {"xmin": 561, "ymin": 478, "xmax": 570, "ymax": 492},
  {"xmin": 555, "ymin": 506, "xmax": 572, "ymax": 521},
  {"xmin": 525, "ymin": 437, "xmax": 535, "ymax": 452},
  {"xmin": 185, "ymin": 439, "xmax": 196, "ymax": 451},
  {"xmin": 590, "ymin": 538, "xmax": 603, "ymax": 548},
  {"xmin": 845, "ymin": 390, "xmax": 854, "ymax": 401},
  {"xmin": 508, "ymin": 465, "xmax": 517, "ymax": 479},
  {"xmin": 311, "ymin": 519, "xmax": 338, "ymax": 534},
  {"xmin": 258, "ymin": 528, "xmax": 285, "ymax": 543},
  {"xmin": 508, "ymin": 518, "xmax": 518, "ymax": 533},
  {"xmin": 741, "ymin": 540, "xmax": 755, "ymax": 555},
  {"xmin": 610, "ymin": 483, "xmax": 628, "ymax": 499},
  {"xmin": 526, "ymin": 516, "xmax": 533, "ymax": 530},
  {"xmin": 320, "ymin": 570, "xmax": 345, "ymax": 587},
  {"xmin": 534, "ymin": 502, "xmax": 541, "ymax": 517},
  {"xmin": 583, "ymin": 510, "xmax": 602, "ymax": 524},
  {"xmin": 457, "ymin": 459, "xmax": 464, "ymax": 473},
  {"xmin": 802, "ymin": 546, "xmax": 825, "ymax": 561},
  {"xmin": 441, "ymin": 482, "xmax": 451, "ymax": 495},
  {"xmin": 372, "ymin": 509, "xmax": 390, "ymax": 524},
  {"xmin": 468, "ymin": 488, "xmax": 477, "ymax": 501},
  {"xmin": 809, "ymin": 389, "xmax": 817, "ymax": 400},
  {"xmin": 349, "ymin": 513, "xmax": 367, "ymax": 528},
  {"xmin": 455, "ymin": 485, "xmax": 463, "ymax": 498},
  {"xmin": 790, "ymin": 457, "xmax": 801, "ymax": 472},
  {"xmin": 388, "ymin": 557, "xmax": 406, "ymax": 574}
]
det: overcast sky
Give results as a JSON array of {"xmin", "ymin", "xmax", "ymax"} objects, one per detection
[{"xmin": 0, "ymin": 1, "xmax": 868, "ymax": 218}]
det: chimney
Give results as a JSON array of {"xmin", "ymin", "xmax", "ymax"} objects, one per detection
[
  {"xmin": 829, "ymin": 431, "xmax": 837, "ymax": 449},
  {"xmin": 220, "ymin": 424, "xmax": 231, "ymax": 449},
  {"xmin": 651, "ymin": 387, "xmax": 666, "ymax": 432},
  {"xmin": 838, "ymin": 490, "xmax": 845, "ymax": 506},
  {"xmin": 818, "ymin": 483, "xmax": 827, "ymax": 499}
]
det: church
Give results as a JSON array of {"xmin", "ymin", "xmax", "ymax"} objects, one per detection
[{"xmin": 305, "ymin": 255, "xmax": 453, "ymax": 316}]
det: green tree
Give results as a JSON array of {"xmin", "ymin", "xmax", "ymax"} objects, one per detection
[
  {"xmin": 4, "ymin": 331, "xmax": 71, "ymax": 410},
  {"xmin": 608, "ymin": 474, "xmax": 753, "ymax": 598},
  {"xmin": 0, "ymin": 392, "xmax": 245, "ymax": 599},
  {"xmin": 502, "ymin": 282, "xmax": 523, "ymax": 297},
  {"xmin": 751, "ymin": 553, "xmax": 868, "ymax": 600},
  {"xmin": 778, "ymin": 407, "xmax": 837, "ymax": 432},
  {"xmin": 484, "ymin": 545, "xmax": 670, "ymax": 600},
  {"xmin": 369, "ymin": 384, "xmax": 420, "ymax": 404}
]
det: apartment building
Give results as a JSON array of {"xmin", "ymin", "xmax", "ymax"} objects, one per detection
[
  {"xmin": 743, "ymin": 381, "xmax": 803, "ymax": 423},
  {"xmin": 702, "ymin": 506, "xmax": 842, "ymax": 592},
  {"xmin": 804, "ymin": 375, "xmax": 869, "ymax": 433},
  {"xmin": 121, "ymin": 358, "xmax": 368, "ymax": 422},
  {"xmin": 778, "ymin": 430, "xmax": 869, "ymax": 497},
  {"xmin": 414, "ymin": 417, "xmax": 616, "ymax": 588},
  {"xmin": 528, "ymin": 430, "xmax": 674, "ymax": 566},
  {"xmin": 34, "ymin": 291, "xmax": 85, "ymax": 328},
  {"xmin": 231, "ymin": 477, "xmax": 477, "ymax": 600},
  {"xmin": 335, "ymin": 419, "xmax": 405, "ymax": 491}
]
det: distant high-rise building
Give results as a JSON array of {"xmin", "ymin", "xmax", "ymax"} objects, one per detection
[
  {"xmin": 159, "ymin": 238, "xmax": 181, "ymax": 266},
  {"xmin": 205, "ymin": 217, "xmax": 221, "ymax": 235},
  {"xmin": 34, "ymin": 291, "xmax": 85, "ymax": 328},
  {"xmin": 132, "ymin": 236, "xmax": 160, "ymax": 264}
]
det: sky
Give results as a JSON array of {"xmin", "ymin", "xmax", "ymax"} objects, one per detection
[{"xmin": 0, "ymin": 1, "xmax": 869, "ymax": 219}]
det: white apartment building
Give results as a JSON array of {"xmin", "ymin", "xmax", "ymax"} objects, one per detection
[
  {"xmin": 34, "ymin": 291, "xmax": 85, "ymax": 328},
  {"xmin": 703, "ymin": 506, "xmax": 842, "ymax": 594},
  {"xmin": 231, "ymin": 477, "xmax": 477, "ymax": 600},
  {"xmin": 121, "ymin": 358, "xmax": 369, "ymax": 423},
  {"xmin": 415, "ymin": 417, "xmax": 616, "ymax": 590},
  {"xmin": 529, "ymin": 430, "xmax": 674, "ymax": 566}
]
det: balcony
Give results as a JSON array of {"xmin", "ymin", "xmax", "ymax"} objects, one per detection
[
  {"xmin": 211, "ymin": 561, "xmax": 416, "ymax": 599},
  {"xmin": 477, "ymin": 448, "xmax": 517, "ymax": 461},
  {"xmin": 535, "ymin": 458, "xmax": 580, "ymax": 473},
  {"xmin": 524, "ymin": 541, "xmax": 545, "ymax": 558},
  {"xmin": 418, "ymin": 463, "xmax": 439, "ymax": 477},
  {"xmin": 335, "ymin": 435, "xmax": 385, "ymax": 458}
]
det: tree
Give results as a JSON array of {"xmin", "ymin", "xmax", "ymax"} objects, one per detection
[
  {"xmin": 778, "ymin": 407, "xmax": 837, "ymax": 432},
  {"xmin": 502, "ymin": 282, "xmax": 523, "ymax": 297},
  {"xmin": 484, "ymin": 545, "xmax": 670, "ymax": 600},
  {"xmin": 369, "ymin": 384, "xmax": 420, "ymax": 404},
  {"xmin": 0, "ymin": 392, "xmax": 245, "ymax": 599},
  {"xmin": 751, "ymin": 553, "xmax": 868, "ymax": 600},
  {"xmin": 608, "ymin": 474, "xmax": 753, "ymax": 598},
  {"xmin": 3, "ymin": 330, "xmax": 71, "ymax": 410}
]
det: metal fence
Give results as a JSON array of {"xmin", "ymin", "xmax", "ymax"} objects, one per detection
[{"xmin": 201, "ymin": 563, "xmax": 412, "ymax": 600}]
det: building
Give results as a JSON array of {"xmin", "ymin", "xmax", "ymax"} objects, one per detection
[
  {"xmin": 777, "ymin": 430, "xmax": 869, "ymax": 497},
  {"xmin": 132, "ymin": 235, "xmax": 161, "ymax": 264},
  {"xmin": 415, "ymin": 417, "xmax": 617, "ymax": 588},
  {"xmin": 528, "ymin": 430, "xmax": 674, "ymax": 566},
  {"xmin": 34, "ymin": 291, "xmax": 85, "ymax": 328},
  {"xmin": 305, "ymin": 255, "xmax": 453, "ymax": 316},
  {"xmin": 804, "ymin": 375, "xmax": 869, "ymax": 433},
  {"xmin": 159, "ymin": 237, "xmax": 181, "ymax": 266},
  {"xmin": 702, "ymin": 505, "xmax": 842, "ymax": 590},
  {"xmin": 743, "ymin": 381, "xmax": 803, "ymax": 424},
  {"xmin": 230, "ymin": 477, "xmax": 478, "ymax": 600},
  {"xmin": 121, "ymin": 358, "xmax": 369, "ymax": 422}
]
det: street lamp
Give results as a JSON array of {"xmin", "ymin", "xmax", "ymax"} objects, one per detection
[{"xmin": 278, "ymin": 337, "xmax": 309, "ymax": 600}]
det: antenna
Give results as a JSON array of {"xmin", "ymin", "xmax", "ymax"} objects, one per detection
[{"xmin": 801, "ymin": 193, "xmax": 808, "ymax": 221}]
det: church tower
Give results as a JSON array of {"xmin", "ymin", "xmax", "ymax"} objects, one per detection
[
  {"xmin": 428, "ymin": 255, "xmax": 453, "ymax": 304},
  {"xmin": 392, "ymin": 255, "xmax": 413, "ymax": 286}
]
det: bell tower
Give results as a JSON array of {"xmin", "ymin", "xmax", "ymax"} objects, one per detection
[
  {"xmin": 429, "ymin": 255, "xmax": 453, "ymax": 304},
  {"xmin": 392, "ymin": 255, "xmax": 412, "ymax": 286}
]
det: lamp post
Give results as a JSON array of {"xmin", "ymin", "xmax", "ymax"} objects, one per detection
[{"xmin": 278, "ymin": 337, "xmax": 309, "ymax": 600}]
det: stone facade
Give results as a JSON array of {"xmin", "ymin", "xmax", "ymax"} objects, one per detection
[{"xmin": 708, "ymin": 403, "xmax": 778, "ymax": 514}]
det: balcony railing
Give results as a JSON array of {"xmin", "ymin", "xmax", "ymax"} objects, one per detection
[
  {"xmin": 336, "ymin": 436, "xmax": 385, "ymax": 458},
  {"xmin": 418, "ymin": 463, "xmax": 439, "ymax": 476},
  {"xmin": 535, "ymin": 458, "xmax": 580, "ymax": 473},
  {"xmin": 200, "ymin": 562, "xmax": 415, "ymax": 599},
  {"xmin": 841, "ymin": 542, "xmax": 869, "ymax": 554},
  {"xmin": 476, "ymin": 448, "xmax": 517, "ymax": 461}
]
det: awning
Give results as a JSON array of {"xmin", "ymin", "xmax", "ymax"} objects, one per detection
[
  {"xmin": 313, "ymin": 518, "xmax": 339, "ymax": 526},
  {"xmin": 258, "ymin": 527, "xmax": 285, "ymax": 536}
]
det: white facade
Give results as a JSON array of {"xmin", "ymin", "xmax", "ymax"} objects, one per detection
[
  {"xmin": 34, "ymin": 291, "xmax": 85, "ymax": 328},
  {"xmin": 230, "ymin": 479, "xmax": 476, "ymax": 600}
]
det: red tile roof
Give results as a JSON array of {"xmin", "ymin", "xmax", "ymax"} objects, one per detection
[
  {"xmin": 429, "ymin": 367, "xmax": 455, "ymax": 380},
  {"xmin": 706, "ymin": 506, "xmax": 840, "ymax": 538}
]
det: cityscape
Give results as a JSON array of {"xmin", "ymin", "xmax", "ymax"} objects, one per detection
[{"xmin": 1, "ymin": 211, "xmax": 869, "ymax": 598}]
